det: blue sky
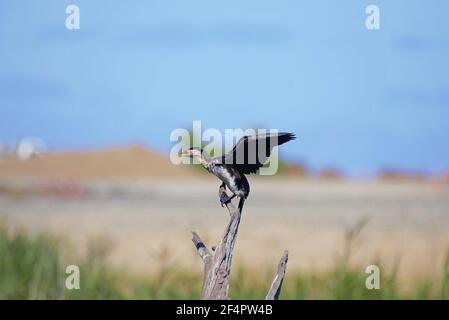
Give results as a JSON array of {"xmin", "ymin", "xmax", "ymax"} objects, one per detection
[{"xmin": 1, "ymin": 0, "xmax": 448, "ymax": 176}]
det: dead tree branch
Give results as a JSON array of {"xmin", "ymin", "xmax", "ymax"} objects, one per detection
[
  {"xmin": 192, "ymin": 184, "xmax": 289, "ymax": 300},
  {"xmin": 265, "ymin": 250, "xmax": 289, "ymax": 300}
]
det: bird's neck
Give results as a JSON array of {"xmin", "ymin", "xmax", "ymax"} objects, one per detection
[{"xmin": 197, "ymin": 152, "xmax": 212, "ymax": 169}]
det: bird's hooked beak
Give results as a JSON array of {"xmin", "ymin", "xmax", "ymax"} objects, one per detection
[{"xmin": 178, "ymin": 150, "xmax": 193, "ymax": 158}]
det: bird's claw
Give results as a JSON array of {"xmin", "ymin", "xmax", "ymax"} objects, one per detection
[
  {"xmin": 219, "ymin": 183, "xmax": 228, "ymax": 207},
  {"xmin": 219, "ymin": 193, "xmax": 231, "ymax": 207}
]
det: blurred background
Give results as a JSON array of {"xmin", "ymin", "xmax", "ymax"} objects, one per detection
[{"xmin": 0, "ymin": 0, "xmax": 448, "ymax": 299}]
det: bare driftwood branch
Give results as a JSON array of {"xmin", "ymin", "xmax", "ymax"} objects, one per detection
[
  {"xmin": 192, "ymin": 184, "xmax": 289, "ymax": 300},
  {"xmin": 265, "ymin": 250, "xmax": 289, "ymax": 300}
]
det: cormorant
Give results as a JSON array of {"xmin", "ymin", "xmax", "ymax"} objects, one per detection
[{"xmin": 179, "ymin": 132, "xmax": 295, "ymax": 208}]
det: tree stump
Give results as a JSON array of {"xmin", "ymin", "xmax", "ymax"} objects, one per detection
[{"xmin": 191, "ymin": 184, "xmax": 289, "ymax": 300}]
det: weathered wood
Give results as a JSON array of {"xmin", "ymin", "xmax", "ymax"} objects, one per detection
[
  {"xmin": 191, "ymin": 231, "xmax": 212, "ymax": 263},
  {"xmin": 265, "ymin": 250, "xmax": 289, "ymax": 300},
  {"xmin": 191, "ymin": 231, "xmax": 213, "ymax": 295},
  {"xmin": 192, "ymin": 184, "xmax": 289, "ymax": 300}
]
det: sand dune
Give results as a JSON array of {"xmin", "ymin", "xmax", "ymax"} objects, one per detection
[{"xmin": 0, "ymin": 146, "xmax": 195, "ymax": 179}]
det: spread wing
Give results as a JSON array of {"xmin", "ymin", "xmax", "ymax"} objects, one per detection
[{"xmin": 221, "ymin": 132, "xmax": 295, "ymax": 174}]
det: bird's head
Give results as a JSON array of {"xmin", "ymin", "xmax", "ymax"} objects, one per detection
[{"xmin": 178, "ymin": 147, "xmax": 204, "ymax": 160}]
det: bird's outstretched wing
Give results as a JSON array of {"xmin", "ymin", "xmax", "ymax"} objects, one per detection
[{"xmin": 221, "ymin": 132, "xmax": 295, "ymax": 174}]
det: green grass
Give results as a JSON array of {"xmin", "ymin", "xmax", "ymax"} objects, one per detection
[{"xmin": 0, "ymin": 221, "xmax": 448, "ymax": 299}]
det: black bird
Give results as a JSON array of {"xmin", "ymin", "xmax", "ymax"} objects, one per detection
[{"xmin": 179, "ymin": 132, "xmax": 295, "ymax": 208}]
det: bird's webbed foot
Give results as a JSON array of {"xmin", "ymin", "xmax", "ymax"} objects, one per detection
[
  {"xmin": 219, "ymin": 183, "xmax": 227, "ymax": 207},
  {"xmin": 220, "ymin": 194, "xmax": 237, "ymax": 208},
  {"xmin": 220, "ymin": 192, "xmax": 232, "ymax": 207},
  {"xmin": 218, "ymin": 183, "xmax": 234, "ymax": 207}
]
